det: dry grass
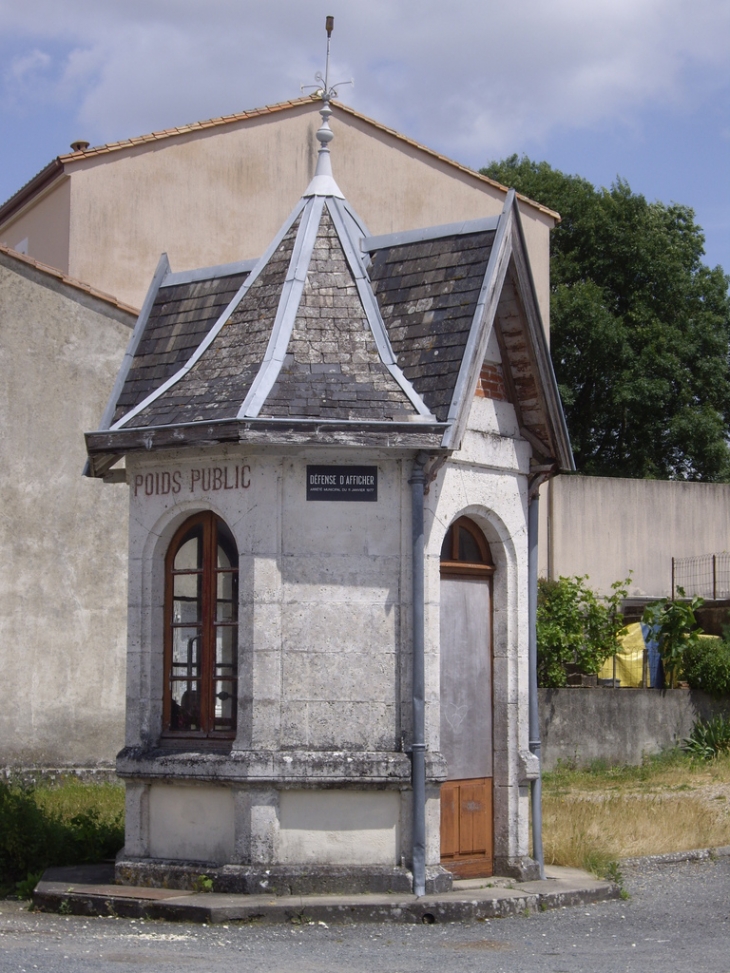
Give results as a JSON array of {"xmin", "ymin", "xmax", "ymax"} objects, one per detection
[{"xmin": 542, "ymin": 751, "xmax": 730, "ymax": 871}]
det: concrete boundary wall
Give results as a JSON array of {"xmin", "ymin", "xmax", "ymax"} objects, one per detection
[
  {"xmin": 539, "ymin": 475, "xmax": 730, "ymax": 599},
  {"xmin": 539, "ymin": 688, "xmax": 730, "ymax": 769}
]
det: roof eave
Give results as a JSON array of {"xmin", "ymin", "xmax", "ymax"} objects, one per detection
[
  {"xmin": 507, "ymin": 198, "xmax": 574, "ymax": 472},
  {"xmin": 85, "ymin": 418, "xmax": 449, "ymax": 476},
  {"xmin": 0, "ymin": 158, "xmax": 65, "ymax": 226}
]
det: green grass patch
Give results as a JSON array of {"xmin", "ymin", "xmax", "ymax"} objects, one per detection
[
  {"xmin": 543, "ymin": 747, "xmax": 710, "ymax": 792},
  {"xmin": 0, "ymin": 777, "xmax": 124, "ymax": 898}
]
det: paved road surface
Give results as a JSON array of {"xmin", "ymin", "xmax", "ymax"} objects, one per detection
[{"xmin": 1, "ymin": 857, "xmax": 728, "ymax": 972}]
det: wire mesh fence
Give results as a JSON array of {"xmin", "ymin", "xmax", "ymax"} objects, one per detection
[{"xmin": 672, "ymin": 553, "xmax": 730, "ymax": 601}]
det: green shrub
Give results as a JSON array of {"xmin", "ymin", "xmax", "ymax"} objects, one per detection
[
  {"xmin": 0, "ymin": 781, "xmax": 123, "ymax": 896},
  {"xmin": 537, "ymin": 575, "xmax": 630, "ymax": 688},
  {"xmin": 683, "ymin": 715, "xmax": 730, "ymax": 759},
  {"xmin": 682, "ymin": 637, "xmax": 730, "ymax": 698},
  {"xmin": 642, "ymin": 590, "xmax": 704, "ymax": 688}
]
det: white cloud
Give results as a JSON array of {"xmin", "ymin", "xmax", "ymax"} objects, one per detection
[{"xmin": 0, "ymin": 0, "xmax": 728, "ymax": 162}]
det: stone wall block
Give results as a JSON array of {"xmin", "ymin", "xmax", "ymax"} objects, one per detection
[{"xmin": 282, "ymin": 651, "xmax": 395, "ymax": 704}]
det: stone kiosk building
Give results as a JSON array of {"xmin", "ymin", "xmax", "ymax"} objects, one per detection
[{"xmin": 85, "ymin": 100, "xmax": 572, "ymax": 895}]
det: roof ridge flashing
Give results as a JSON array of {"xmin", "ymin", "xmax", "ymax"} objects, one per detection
[
  {"xmin": 363, "ymin": 216, "xmax": 500, "ymax": 252},
  {"xmin": 161, "ymin": 259, "xmax": 258, "ymax": 288}
]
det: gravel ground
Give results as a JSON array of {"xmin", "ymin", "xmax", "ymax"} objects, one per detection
[{"xmin": 1, "ymin": 857, "xmax": 729, "ymax": 973}]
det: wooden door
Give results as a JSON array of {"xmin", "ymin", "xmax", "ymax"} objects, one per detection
[{"xmin": 439, "ymin": 518, "xmax": 494, "ymax": 877}]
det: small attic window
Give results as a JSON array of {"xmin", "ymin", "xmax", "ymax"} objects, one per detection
[{"xmin": 440, "ymin": 516, "xmax": 494, "ymax": 577}]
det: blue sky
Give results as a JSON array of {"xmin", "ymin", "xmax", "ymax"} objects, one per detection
[{"xmin": 1, "ymin": 0, "xmax": 729, "ymax": 274}]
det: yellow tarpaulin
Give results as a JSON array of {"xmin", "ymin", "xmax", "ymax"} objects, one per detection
[
  {"xmin": 598, "ymin": 622, "xmax": 646, "ymax": 687},
  {"xmin": 598, "ymin": 626, "xmax": 719, "ymax": 687}
]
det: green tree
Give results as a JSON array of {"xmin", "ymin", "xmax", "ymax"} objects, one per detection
[
  {"xmin": 536, "ymin": 575, "xmax": 629, "ymax": 688},
  {"xmin": 481, "ymin": 157, "xmax": 730, "ymax": 480}
]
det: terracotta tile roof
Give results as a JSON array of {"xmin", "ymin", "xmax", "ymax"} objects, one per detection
[
  {"xmin": 0, "ymin": 242, "xmax": 138, "ymax": 317},
  {"xmin": 56, "ymin": 98, "xmax": 315, "ymax": 164}
]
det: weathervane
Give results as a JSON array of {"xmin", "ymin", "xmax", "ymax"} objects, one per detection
[
  {"xmin": 301, "ymin": 15, "xmax": 353, "ymax": 117},
  {"xmin": 300, "ymin": 16, "xmax": 353, "ymax": 189}
]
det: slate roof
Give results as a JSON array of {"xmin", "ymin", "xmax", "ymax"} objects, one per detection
[
  {"xmin": 86, "ymin": 105, "xmax": 572, "ymax": 477},
  {"xmin": 112, "ymin": 266, "xmax": 251, "ymax": 424},
  {"xmin": 368, "ymin": 230, "xmax": 495, "ymax": 422}
]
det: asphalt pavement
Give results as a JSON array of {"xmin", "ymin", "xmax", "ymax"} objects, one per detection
[{"xmin": 1, "ymin": 855, "xmax": 729, "ymax": 972}]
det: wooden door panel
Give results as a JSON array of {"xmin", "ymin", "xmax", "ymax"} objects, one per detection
[
  {"xmin": 440, "ymin": 778, "xmax": 493, "ymax": 875},
  {"xmin": 440, "ymin": 782, "xmax": 459, "ymax": 858},
  {"xmin": 460, "ymin": 779, "xmax": 488, "ymax": 855}
]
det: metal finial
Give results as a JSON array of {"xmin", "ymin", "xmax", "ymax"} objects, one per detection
[{"xmin": 300, "ymin": 17, "xmax": 353, "ymax": 193}]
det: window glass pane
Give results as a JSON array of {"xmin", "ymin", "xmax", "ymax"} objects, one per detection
[
  {"xmin": 215, "ymin": 625, "xmax": 237, "ymax": 668},
  {"xmin": 174, "ymin": 527, "xmax": 202, "ymax": 570},
  {"xmin": 173, "ymin": 574, "xmax": 202, "ymax": 623},
  {"xmin": 217, "ymin": 522, "xmax": 237, "ymax": 569},
  {"xmin": 440, "ymin": 527, "xmax": 453, "ymax": 562},
  {"xmin": 170, "ymin": 682, "xmax": 201, "ymax": 731},
  {"xmin": 171, "ymin": 627, "xmax": 201, "ymax": 670},
  {"xmin": 216, "ymin": 571, "xmax": 237, "ymax": 622},
  {"xmin": 166, "ymin": 514, "xmax": 239, "ymax": 739},
  {"xmin": 213, "ymin": 681, "xmax": 235, "ymax": 726},
  {"xmin": 458, "ymin": 526, "xmax": 484, "ymax": 564}
]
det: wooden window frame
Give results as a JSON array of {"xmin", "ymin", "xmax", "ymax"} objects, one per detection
[
  {"xmin": 440, "ymin": 516, "xmax": 495, "ymax": 578},
  {"xmin": 162, "ymin": 511, "xmax": 238, "ymax": 745}
]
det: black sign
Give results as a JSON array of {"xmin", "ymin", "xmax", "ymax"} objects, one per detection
[{"xmin": 307, "ymin": 465, "xmax": 378, "ymax": 502}]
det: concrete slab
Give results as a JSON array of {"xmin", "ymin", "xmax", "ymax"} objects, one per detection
[{"xmin": 33, "ymin": 864, "xmax": 620, "ymax": 924}]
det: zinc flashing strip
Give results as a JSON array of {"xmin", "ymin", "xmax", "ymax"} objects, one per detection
[
  {"xmin": 441, "ymin": 193, "xmax": 515, "ymax": 451},
  {"xmin": 97, "ymin": 252, "xmax": 171, "ymax": 433},
  {"xmin": 99, "ymin": 415, "xmax": 449, "ymax": 434},
  {"xmin": 328, "ymin": 198, "xmax": 436, "ymax": 421},
  {"xmin": 111, "ymin": 197, "xmax": 308, "ymax": 430},
  {"xmin": 238, "ymin": 195, "xmax": 326, "ymax": 418},
  {"xmin": 508, "ymin": 202, "xmax": 574, "ymax": 471},
  {"xmin": 161, "ymin": 259, "xmax": 257, "ymax": 287},
  {"xmin": 363, "ymin": 216, "xmax": 500, "ymax": 253}
]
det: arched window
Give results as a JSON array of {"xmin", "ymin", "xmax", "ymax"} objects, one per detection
[
  {"xmin": 163, "ymin": 512, "xmax": 238, "ymax": 741},
  {"xmin": 440, "ymin": 516, "xmax": 494, "ymax": 577}
]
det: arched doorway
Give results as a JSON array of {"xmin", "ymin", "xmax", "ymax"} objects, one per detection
[{"xmin": 439, "ymin": 516, "xmax": 494, "ymax": 877}]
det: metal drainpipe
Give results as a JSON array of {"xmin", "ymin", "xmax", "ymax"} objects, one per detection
[
  {"xmin": 410, "ymin": 452, "xmax": 428, "ymax": 897},
  {"xmin": 528, "ymin": 486, "xmax": 546, "ymax": 880}
]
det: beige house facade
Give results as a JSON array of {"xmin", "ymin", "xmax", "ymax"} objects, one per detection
[{"xmin": 0, "ymin": 98, "xmax": 557, "ymax": 321}]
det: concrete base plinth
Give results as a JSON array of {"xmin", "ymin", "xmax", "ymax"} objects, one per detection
[
  {"xmin": 493, "ymin": 856, "xmax": 541, "ymax": 881},
  {"xmin": 115, "ymin": 858, "xmax": 453, "ymax": 896}
]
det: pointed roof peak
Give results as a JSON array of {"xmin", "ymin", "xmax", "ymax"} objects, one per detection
[{"xmin": 302, "ymin": 16, "xmax": 351, "ymax": 199}]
